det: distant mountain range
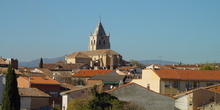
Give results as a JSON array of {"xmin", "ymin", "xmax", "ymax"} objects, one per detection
[
  {"xmin": 19, "ymin": 56, "xmax": 65, "ymax": 67},
  {"xmin": 19, "ymin": 56, "xmax": 179, "ymax": 67}
]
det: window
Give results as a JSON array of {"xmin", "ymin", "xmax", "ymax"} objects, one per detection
[
  {"xmin": 173, "ymin": 81, "xmax": 179, "ymax": 88},
  {"xmin": 99, "ymin": 40, "xmax": 101, "ymax": 45},
  {"xmin": 207, "ymin": 82, "xmax": 213, "ymax": 86},
  {"xmin": 50, "ymin": 92, "xmax": 58, "ymax": 97},
  {"xmin": 165, "ymin": 81, "xmax": 171, "ymax": 87},
  {"xmin": 104, "ymin": 40, "xmax": 105, "ymax": 45}
]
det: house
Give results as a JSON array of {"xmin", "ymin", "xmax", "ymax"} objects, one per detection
[
  {"xmin": 164, "ymin": 64, "xmax": 201, "ymax": 70},
  {"xmin": 19, "ymin": 87, "xmax": 50, "ymax": 110},
  {"xmin": 0, "ymin": 57, "xmax": 18, "ymax": 69},
  {"xmin": 106, "ymin": 82, "xmax": 176, "ymax": 110},
  {"xmin": 132, "ymin": 69, "xmax": 220, "ymax": 96},
  {"xmin": 17, "ymin": 76, "xmax": 62, "ymax": 108},
  {"xmin": 72, "ymin": 70, "xmax": 118, "ymax": 85},
  {"xmin": 174, "ymin": 88, "xmax": 220, "ymax": 110},
  {"xmin": 116, "ymin": 66, "xmax": 142, "ymax": 79},
  {"xmin": 146, "ymin": 64, "xmax": 169, "ymax": 69},
  {"xmin": 60, "ymin": 85, "xmax": 101, "ymax": 110},
  {"xmin": 87, "ymin": 74, "xmax": 126, "ymax": 90}
]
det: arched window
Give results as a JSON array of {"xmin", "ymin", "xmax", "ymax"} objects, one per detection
[{"xmin": 94, "ymin": 40, "xmax": 95, "ymax": 45}]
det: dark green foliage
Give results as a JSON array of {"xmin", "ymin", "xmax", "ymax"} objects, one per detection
[
  {"xmin": 38, "ymin": 57, "xmax": 43, "ymax": 68},
  {"xmin": 67, "ymin": 85, "xmax": 123, "ymax": 110},
  {"xmin": 129, "ymin": 60, "xmax": 145, "ymax": 69},
  {"xmin": 200, "ymin": 63, "xmax": 220, "ymax": 70},
  {"xmin": 2, "ymin": 64, "xmax": 20, "ymax": 110}
]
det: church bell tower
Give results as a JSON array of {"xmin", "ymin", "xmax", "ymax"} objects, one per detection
[{"xmin": 88, "ymin": 21, "xmax": 110, "ymax": 51}]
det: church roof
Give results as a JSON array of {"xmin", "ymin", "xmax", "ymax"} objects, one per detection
[
  {"xmin": 93, "ymin": 21, "xmax": 106, "ymax": 36},
  {"xmin": 66, "ymin": 52, "xmax": 91, "ymax": 59},
  {"xmin": 67, "ymin": 49, "xmax": 121, "ymax": 58}
]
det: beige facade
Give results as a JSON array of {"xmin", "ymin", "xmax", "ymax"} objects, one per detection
[
  {"xmin": 132, "ymin": 69, "xmax": 161, "ymax": 93},
  {"xmin": 132, "ymin": 69, "xmax": 220, "ymax": 96},
  {"xmin": 175, "ymin": 89, "xmax": 220, "ymax": 110},
  {"xmin": 66, "ymin": 49, "xmax": 123, "ymax": 70}
]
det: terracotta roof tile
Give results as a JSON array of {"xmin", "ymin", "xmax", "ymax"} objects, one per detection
[
  {"xmin": 67, "ymin": 49, "xmax": 121, "ymax": 58},
  {"xmin": 43, "ymin": 63, "xmax": 86, "ymax": 71},
  {"xmin": 19, "ymin": 88, "xmax": 50, "ymax": 97},
  {"xmin": 73, "ymin": 70, "xmax": 113, "ymax": 77},
  {"xmin": 154, "ymin": 69, "xmax": 220, "ymax": 80},
  {"xmin": 21, "ymin": 76, "xmax": 60, "ymax": 85},
  {"xmin": 116, "ymin": 66, "xmax": 138, "ymax": 70}
]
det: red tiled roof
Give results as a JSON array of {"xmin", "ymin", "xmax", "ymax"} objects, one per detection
[
  {"xmin": 67, "ymin": 49, "xmax": 121, "ymax": 58},
  {"xmin": 202, "ymin": 84, "xmax": 220, "ymax": 93},
  {"xmin": 21, "ymin": 76, "xmax": 60, "ymax": 85},
  {"xmin": 19, "ymin": 88, "xmax": 50, "ymax": 97},
  {"xmin": 153, "ymin": 69, "xmax": 220, "ymax": 80},
  {"xmin": 73, "ymin": 70, "xmax": 113, "ymax": 77},
  {"xmin": 43, "ymin": 63, "xmax": 86, "ymax": 70}
]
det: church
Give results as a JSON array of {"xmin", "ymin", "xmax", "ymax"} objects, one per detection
[{"xmin": 65, "ymin": 21, "xmax": 127, "ymax": 70}]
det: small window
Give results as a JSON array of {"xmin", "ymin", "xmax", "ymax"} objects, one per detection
[
  {"xmin": 207, "ymin": 82, "xmax": 213, "ymax": 86},
  {"xmin": 165, "ymin": 81, "xmax": 170, "ymax": 87},
  {"xmin": 50, "ymin": 92, "xmax": 58, "ymax": 97}
]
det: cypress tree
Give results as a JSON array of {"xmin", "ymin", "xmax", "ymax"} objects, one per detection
[
  {"xmin": 2, "ymin": 64, "xmax": 20, "ymax": 110},
  {"xmin": 38, "ymin": 57, "xmax": 43, "ymax": 68}
]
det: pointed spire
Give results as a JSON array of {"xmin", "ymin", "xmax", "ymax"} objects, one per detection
[{"xmin": 93, "ymin": 21, "xmax": 106, "ymax": 36}]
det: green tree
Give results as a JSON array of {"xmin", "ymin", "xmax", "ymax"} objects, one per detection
[
  {"xmin": 67, "ymin": 85, "xmax": 123, "ymax": 110},
  {"xmin": 38, "ymin": 57, "xmax": 43, "ymax": 68},
  {"xmin": 2, "ymin": 64, "xmax": 20, "ymax": 110},
  {"xmin": 129, "ymin": 60, "xmax": 145, "ymax": 69},
  {"xmin": 200, "ymin": 63, "xmax": 219, "ymax": 70}
]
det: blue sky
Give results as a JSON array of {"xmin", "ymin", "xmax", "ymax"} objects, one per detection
[{"xmin": 0, "ymin": 1, "xmax": 220, "ymax": 64}]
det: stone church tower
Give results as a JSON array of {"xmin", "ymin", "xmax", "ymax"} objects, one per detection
[{"xmin": 88, "ymin": 21, "xmax": 110, "ymax": 51}]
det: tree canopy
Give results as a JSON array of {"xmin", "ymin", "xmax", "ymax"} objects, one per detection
[
  {"xmin": 67, "ymin": 85, "xmax": 123, "ymax": 110},
  {"xmin": 129, "ymin": 60, "xmax": 145, "ymax": 69},
  {"xmin": 2, "ymin": 64, "xmax": 20, "ymax": 110}
]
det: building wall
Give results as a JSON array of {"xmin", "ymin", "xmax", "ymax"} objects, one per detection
[
  {"xmin": 0, "ymin": 74, "xmax": 6, "ymax": 105},
  {"xmin": 31, "ymin": 97, "xmax": 50, "ymax": 109},
  {"xmin": 31, "ymin": 84, "xmax": 61, "ymax": 108},
  {"xmin": 66, "ymin": 58, "xmax": 75, "ymax": 64},
  {"xmin": 62, "ymin": 95, "xmax": 68, "ymax": 110},
  {"xmin": 132, "ymin": 69, "xmax": 160, "ymax": 92},
  {"xmin": 17, "ymin": 77, "xmax": 30, "ymax": 88},
  {"xmin": 192, "ymin": 90, "xmax": 220, "ymax": 110},
  {"xmin": 20, "ymin": 97, "xmax": 31, "ymax": 110},
  {"xmin": 108, "ymin": 83, "xmax": 175, "ymax": 110},
  {"xmin": 175, "ymin": 95, "xmax": 188, "ymax": 110},
  {"xmin": 87, "ymin": 80, "xmax": 102, "ymax": 86}
]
